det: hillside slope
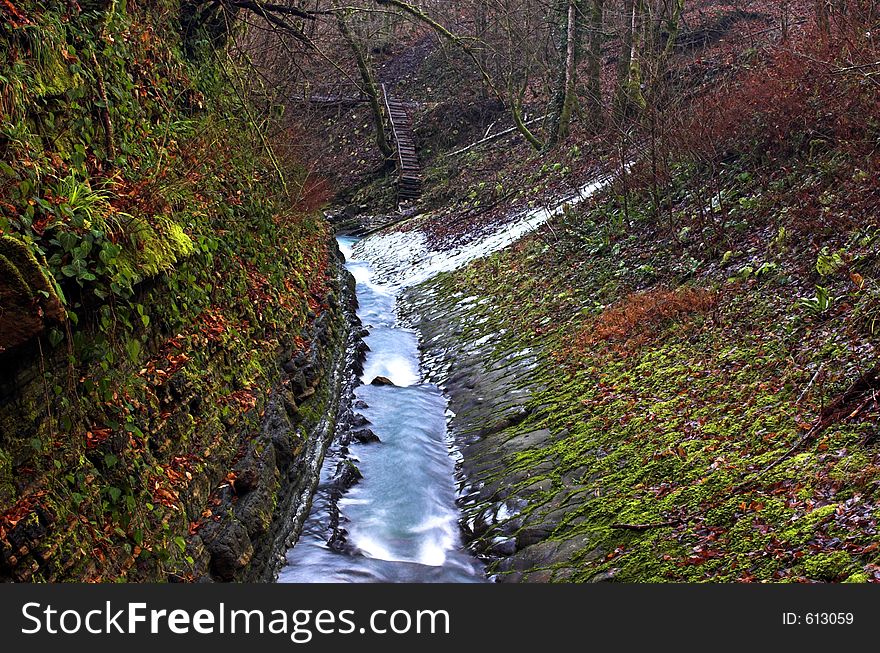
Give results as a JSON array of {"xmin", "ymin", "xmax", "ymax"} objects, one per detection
[{"xmin": 394, "ymin": 10, "xmax": 880, "ymax": 582}]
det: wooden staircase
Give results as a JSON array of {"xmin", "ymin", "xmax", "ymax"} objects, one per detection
[{"xmin": 382, "ymin": 84, "xmax": 422, "ymax": 204}]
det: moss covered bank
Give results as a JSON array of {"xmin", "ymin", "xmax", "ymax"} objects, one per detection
[
  {"xmin": 402, "ymin": 153, "xmax": 880, "ymax": 583},
  {"xmin": 0, "ymin": 1, "xmax": 354, "ymax": 581}
]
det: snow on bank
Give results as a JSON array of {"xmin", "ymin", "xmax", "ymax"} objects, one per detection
[{"xmin": 352, "ymin": 175, "xmax": 613, "ymax": 289}]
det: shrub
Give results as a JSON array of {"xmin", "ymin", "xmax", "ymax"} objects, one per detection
[{"xmin": 575, "ymin": 286, "xmax": 717, "ymax": 353}]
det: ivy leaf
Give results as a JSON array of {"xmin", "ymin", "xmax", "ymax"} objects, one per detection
[
  {"xmin": 125, "ymin": 338, "xmax": 141, "ymax": 363},
  {"xmin": 48, "ymin": 328, "xmax": 64, "ymax": 348}
]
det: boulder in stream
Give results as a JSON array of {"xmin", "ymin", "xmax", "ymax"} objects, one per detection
[{"xmin": 352, "ymin": 428, "xmax": 381, "ymax": 444}]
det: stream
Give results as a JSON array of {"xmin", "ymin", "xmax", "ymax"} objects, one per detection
[{"xmin": 278, "ymin": 177, "xmax": 609, "ymax": 583}]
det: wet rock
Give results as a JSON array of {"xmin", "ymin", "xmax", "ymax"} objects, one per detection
[
  {"xmin": 296, "ymin": 387, "xmax": 316, "ymax": 401},
  {"xmin": 327, "ymin": 528, "xmax": 353, "ymax": 553},
  {"xmin": 589, "ymin": 568, "xmax": 620, "ymax": 583},
  {"xmin": 496, "ymin": 534, "xmax": 597, "ymax": 581},
  {"xmin": 352, "ymin": 428, "xmax": 381, "ymax": 444},
  {"xmin": 272, "ymin": 430, "xmax": 294, "ymax": 468},
  {"xmin": 288, "ymin": 369, "xmax": 307, "ymax": 395},
  {"xmin": 502, "ymin": 428, "xmax": 553, "ymax": 454},
  {"xmin": 200, "ymin": 519, "xmax": 254, "ymax": 582},
  {"xmin": 478, "ymin": 405, "xmax": 531, "ymax": 437},
  {"xmin": 370, "ymin": 376, "xmax": 396, "ymax": 386},
  {"xmin": 561, "ymin": 465, "xmax": 592, "ymax": 488},
  {"xmin": 233, "ymin": 466, "xmax": 261, "ymax": 494},
  {"xmin": 520, "ymin": 478, "xmax": 553, "ymax": 497},
  {"xmin": 515, "ymin": 523, "xmax": 555, "ymax": 550},
  {"xmin": 281, "ymin": 391, "xmax": 299, "ymax": 420},
  {"xmin": 488, "ymin": 538, "xmax": 517, "ymax": 556},
  {"xmin": 354, "ymin": 399, "xmax": 369, "ymax": 409},
  {"xmin": 351, "ymin": 414, "xmax": 371, "ymax": 428},
  {"xmin": 235, "ymin": 486, "xmax": 274, "ymax": 539},
  {"xmin": 332, "ymin": 460, "xmax": 363, "ymax": 490}
]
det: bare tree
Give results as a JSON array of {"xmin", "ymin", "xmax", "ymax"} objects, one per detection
[
  {"xmin": 547, "ymin": 0, "xmax": 583, "ymax": 147},
  {"xmin": 335, "ymin": 7, "xmax": 395, "ymax": 163}
]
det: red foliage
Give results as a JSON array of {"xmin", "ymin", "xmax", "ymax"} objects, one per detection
[
  {"xmin": 292, "ymin": 174, "xmax": 332, "ymax": 215},
  {"xmin": 674, "ymin": 20, "xmax": 880, "ymax": 163},
  {"xmin": 0, "ymin": 0, "xmax": 29, "ymax": 26},
  {"xmin": 573, "ymin": 287, "xmax": 717, "ymax": 354},
  {"xmin": 0, "ymin": 491, "xmax": 47, "ymax": 541},
  {"xmin": 85, "ymin": 426, "xmax": 113, "ymax": 450}
]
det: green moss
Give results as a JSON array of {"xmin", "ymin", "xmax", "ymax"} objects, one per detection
[
  {"xmin": 0, "ymin": 235, "xmax": 63, "ymax": 315},
  {"xmin": 0, "ymin": 449, "xmax": 15, "ymax": 506},
  {"xmin": 803, "ymin": 551, "xmax": 855, "ymax": 582},
  {"xmin": 26, "ymin": 23, "xmax": 84, "ymax": 98},
  {"xmin": 0, "ymin": 254, "xmax": 32, "ymax": 298},
  {"xmin": 779, "ymin": 504, "xmax": 838, "ymax": 546},
  {"xmin": 421, "ymin": 152, "xmax": 880, "ymax": 582},
  {"xmin": 0, "ymin": 1, "xmax": 337, "ymax": 582}
]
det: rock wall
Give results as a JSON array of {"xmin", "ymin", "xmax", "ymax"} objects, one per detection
[
  {"xmin": 195, "ymin": 254, "xmax": 362, "ymax": 582},
  {"xmin": 0, "ymin": 243, "xmax": 360, "ymax": 582}
]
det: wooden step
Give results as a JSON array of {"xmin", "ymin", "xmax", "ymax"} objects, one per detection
[{"xmin": 383, "ymin": 84, "xmax": 423, "ymax": 203}]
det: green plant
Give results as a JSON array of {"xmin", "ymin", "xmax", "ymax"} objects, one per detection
[
  {"xmin": 728, "ymin": 261, "xmax": 776, "ymax": 283},
  {"xmin": 798, "ymin": 285, "xmax": 835, "ymax": 315},
  {"xmin": 816, "ymin": 246, "xmax": 845, "ymax": 277}
]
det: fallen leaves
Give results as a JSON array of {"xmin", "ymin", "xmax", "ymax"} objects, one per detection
[
  {"xmin": 198, "ymin": 309, "xmax": 228, "ymax": 342},
  {"xmin": 0, "ymin": 491, "xmax": 47, "ymax": 541},
  {"xmin": 0, "ymin": 0, "xmax": 30, "ymax": 26},
  {"xmin": 149, "ymin": 474, "xmax": 181, "ymax": 511},
  {"xmin": 574, "ymin": 287, "xmax": 718, "ymax": 355},
  {"xmin": 222, "ymin": 389, "xmax": 257, "ymax": 413},
  {"xmin": 85, "ymin": 427, "xmax": 112, "ymax": 450}
]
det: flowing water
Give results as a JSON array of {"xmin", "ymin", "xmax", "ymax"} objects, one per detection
[
  {"xmin": 278, "ymin": 176, "xmax": 611, "ymax": 583},
  {"xmin": 278, "ymin": 238, "xmax": 484, "ymax": 582}
]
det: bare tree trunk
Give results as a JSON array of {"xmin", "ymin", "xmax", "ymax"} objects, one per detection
[
  {"xmin": 584, "ymin": 0, "xmax": 604, "ymax": 132},
  {"xmin": 548, "ymin": 0, "xmax": 581, "ymax": 147},
  {"xmin": 374, "ymin": 0, "xmax": 545, "ymax": 150},
  {"xmin": 652, "ymin": 0, "xmax": 685, "ymax": 86},
  {"xmin": 336, "ymin": 11, "xmax": 395, "ymax": 162},
  {"xmin": 816, "ymin": 0, "xmax": 831, "ymax": 36},
  {"xmin": 615, "ymin": 0, "xmax": 636, "ymax": 119},
  {"xmin": 616, "ymin": 0, "xmax": 646, "ymax": 118},
  {"xmin": 475, "ymin": 0, "xmax": 489, "ymax": 97}
]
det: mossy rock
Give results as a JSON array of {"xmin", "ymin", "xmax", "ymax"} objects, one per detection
[
  {"xmin": 28, "ymin": 24, "xmax": 84, "ymax": 99},
  {"xmin": 0, "ymin": 235, "xmax": 65, "ymax": 352},
  {"xmin": 0, "ymin": 449, "xmax": 15, "ymax": 507},
  {"xmin": 119, "ymin": 216, "xmax": 196, "ymax": 280},
  {"xmin": 803, "ymin": 551, "xmax": 855, "ymax": 582}
]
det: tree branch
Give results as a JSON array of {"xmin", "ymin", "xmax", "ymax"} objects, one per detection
[
  {"xmin": 227, "ymin": 0, "xmax": 326, "ymax": 20},
  {"xmin": 372, "ymin": 0, "xmax": 544, "ymax": 150},
  {"xmin": 224, "ymin": 0, "xmax": 317, "ymax": 46}
]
